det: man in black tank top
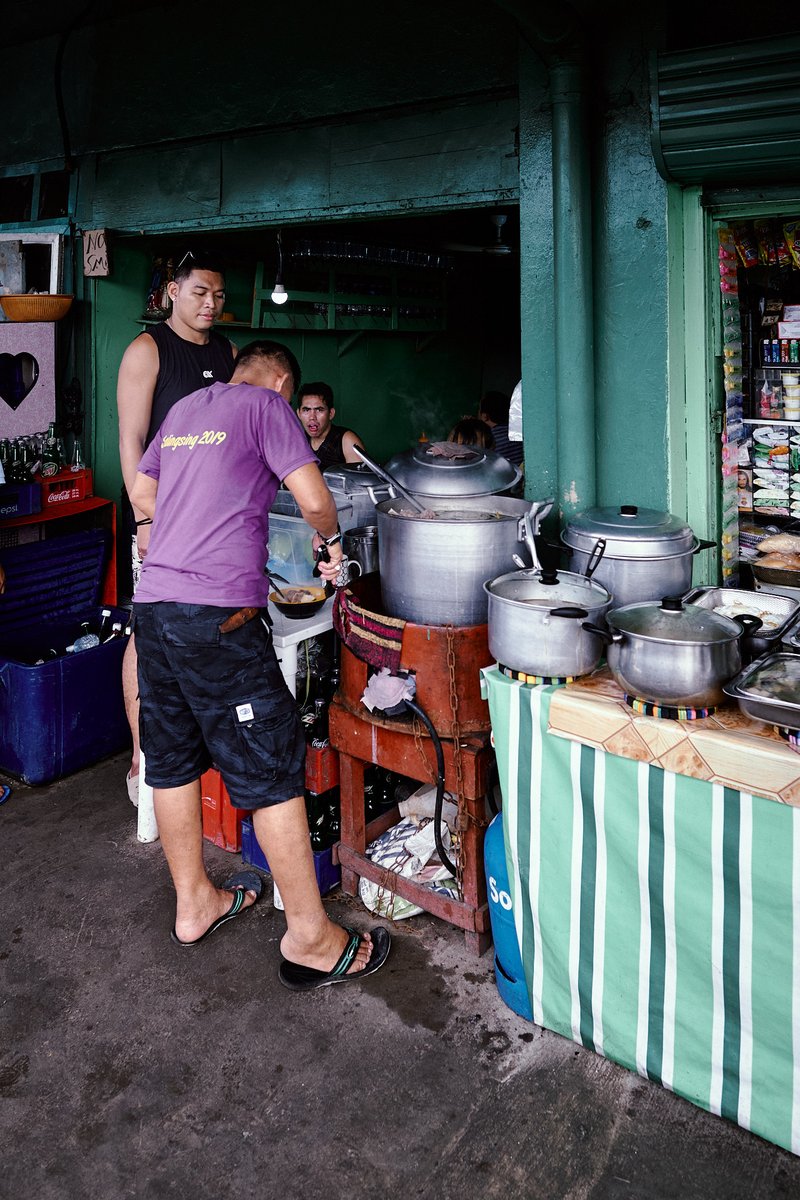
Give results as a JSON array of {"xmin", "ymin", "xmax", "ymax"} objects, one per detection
[
  {"xmin": 296, "ymin": 381, "xmax": 365, "ymax": 470},
  {"xmin": 116, "ymin": 252, "xmax": 237, "ymax": 805}
]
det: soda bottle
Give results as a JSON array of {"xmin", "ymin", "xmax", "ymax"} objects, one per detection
[
  {"xmin": 310, "ymin": 698, "xmax": 329, "ymax": 749},
  {"xmin": 41, "ymin": 424, "xmax": 61, "ymax": 478},
  {"xmin": 326, "ymin": 786, "xmax": 341, "ymax": 843},
  {"xmin": 305, "ymin": 788, "xmax": 330, "ymax": 852}
]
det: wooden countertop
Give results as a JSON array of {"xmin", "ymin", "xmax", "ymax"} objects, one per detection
[{"xmin": 547, "ymin": 666, "xmax": 800, "ymax": 807}]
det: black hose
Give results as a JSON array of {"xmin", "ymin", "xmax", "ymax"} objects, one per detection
[{"xmin": 404, "ymin": 697, "xmax": 458, "ymax": 877}]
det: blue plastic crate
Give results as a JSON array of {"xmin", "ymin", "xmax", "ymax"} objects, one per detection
[
  {"xmin": 241, "ymin": 817, "xmax": 340, "ymax": 896},
  {"xmin": 0, "ymin": 481, "xmax": 41, "ymax": 519},
  {"xmin": 0, "ymin": 530, "xmax": 131, "ymax": 785}
]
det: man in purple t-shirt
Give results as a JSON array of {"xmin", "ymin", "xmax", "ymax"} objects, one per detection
[{"xmin": 129, "ymin": 341, "xmax": 390, "ymax": 991}]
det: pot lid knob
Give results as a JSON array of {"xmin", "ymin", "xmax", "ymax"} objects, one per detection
[
  {"xmin": 619, "ymin": 504, "xmax": 639, "ymax": 517},
  {"xmin": 540, "ymin": 568, "xmax": 560, "ymax": 585},
  {"xmin": 660, "ymin": 595, "xmax": 684, "ymax": 612}
]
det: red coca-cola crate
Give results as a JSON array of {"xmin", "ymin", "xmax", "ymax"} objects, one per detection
[
  {"xmin": 40, "ymin": 468, "xmax": 94, "ymax": 508},
  {"xmin": 201, "ymin": 767, "xmax": 251, "ymax": 852},
  {"xmin": 305, "ymin": 742, "xmax": 339, "ymax": 792}
]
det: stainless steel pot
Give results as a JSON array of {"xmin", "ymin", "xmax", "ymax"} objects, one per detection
[
  {"xmin": 562, "ymin": 504, "xmax": 714, "ymax": 609},
  {"xmin": 485, "ymin": 566, "xmax": 612, "ymax": 677},
  {"xmin": 323, "ymin": 463, "xmax": 392, "ymax": 527},
  {"xmin": 342, "ymin": 525, "xmax": 379, "ymax": 576},
  {"xmin": 383, "ymin": 442, "xmax": 521, "ymax": 499},
  {"xmin": 377, "ymin": 495, "xmax": 540, "ymax": 626},
  {"xmin": 587, "ymin": 596, "xmax": 762, "ymax": 708}
]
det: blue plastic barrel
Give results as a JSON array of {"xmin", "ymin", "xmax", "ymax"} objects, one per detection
[{"xmin": 484, "ymin": 813, "xmax": 533, "ymax": 1021}]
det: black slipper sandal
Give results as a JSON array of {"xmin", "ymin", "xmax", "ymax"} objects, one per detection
[
  {"xmin": 278, "ymin": 925, "xmax": 391, "ymax": 991},
  {"xmin": 170, "ymin": 870, "xmax": 263, "ymax": 947}
]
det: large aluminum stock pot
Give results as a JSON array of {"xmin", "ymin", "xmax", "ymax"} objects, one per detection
[
  {"xmin": 485, "ymin": 566, "xmax": 612, "ymax": 677},
  {"xmin": 377, "ymin": 496, "xmax": 539, "ymax": 626},
  {"xmin": 563, "ymin": 504, "xmax": 714, "ymax": 609},
  {"xmin": 586, "ymin": 596, "xmax": 762, "ymax": 709}
]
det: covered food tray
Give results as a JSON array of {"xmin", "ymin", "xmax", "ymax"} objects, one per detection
[
  {"xmin": 682, "ymin": 586, "xmax": 799, "ymax": 651},
  {"xmin": 723, "ymin": 652, "xmax": 800, "ymax": 729}
]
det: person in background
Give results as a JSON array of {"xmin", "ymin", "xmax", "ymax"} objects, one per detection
[
  {"xmin": 448, "ymin": 416, "xmax": 495, "ymax": 450},
  {"xmin": 116, "ymin": 251, "xmax": 237, "ymax": 808},
  {"xmin": 296, "ymin": 382, "xmax": 364, "ymax": 469},
  {"xmin": 129, "ymin": 339, "xmax": 390, "ymax": 990},
  {"xmin": 478, "ymin": 390, "xmax": 524, "ymax": 466}
]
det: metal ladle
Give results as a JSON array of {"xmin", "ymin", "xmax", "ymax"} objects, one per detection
[{"xmin": 352, "ymin": 445, "xmax": 428, "ymax": 515}]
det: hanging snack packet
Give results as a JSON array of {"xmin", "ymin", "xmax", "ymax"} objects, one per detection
[
  {"xmin": 784, "ymin": 220, "xmax": 800, "ymax": 270},
  {"xmin": 732, "ymin": 222, "xmax": 759, "ymax": 269},
  {"xmin": 754, "ymin": 218, "xmax": 793, "ymax": 267}
]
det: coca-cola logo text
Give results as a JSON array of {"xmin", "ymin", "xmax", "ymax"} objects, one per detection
[{"xmin": 47, "ymin": 489, "xmax": 75, "ymax": 505}]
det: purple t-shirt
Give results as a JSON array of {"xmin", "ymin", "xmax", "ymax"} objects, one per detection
[{"xmin": 135, "ymin": 381, "xmax": 317, "ymax": 605}]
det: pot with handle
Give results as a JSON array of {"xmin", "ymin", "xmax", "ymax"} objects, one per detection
[
  {"xmin": 584, "ymin": 596, "xmax": 762, "ymax": 708},
  {"xmin": 562, "ymin": 504, "xmax": 715, "ymax": 609},
  {"xmin": 377, "ymin": 496, "xmax": 551, "ymax": 626},
  {"xmin": 484, "ymin": 562, "xmax": 612, "ymax": 677}
]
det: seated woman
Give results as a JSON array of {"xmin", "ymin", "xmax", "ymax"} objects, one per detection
[{"xmin": 447, "ymin": 416, "xmax": 495, "ymax": 449}]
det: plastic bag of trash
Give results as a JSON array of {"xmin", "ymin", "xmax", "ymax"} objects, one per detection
[{"xmin": 359, "ymin": 815, "xmax": 459, "ymax": 920}]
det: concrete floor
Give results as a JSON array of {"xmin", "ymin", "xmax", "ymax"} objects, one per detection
[{"xmin": 2, "ymin": 750, "xmax": 800, "ymax": 1200}]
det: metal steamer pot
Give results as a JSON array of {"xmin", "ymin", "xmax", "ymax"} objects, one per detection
[
  {"xmin": 322, "ymin": 463, "xmax": 393, "ymax": 527},
  {"xmin": 586, "ymin": 597, "xmax": 762, "ymax": 709},
  {"xmin": 485, "ymin": 563, "xmax": 612, "ymax": 677},
  {"xmin": 562, "ymin": 504, "xmax": 714, "ymax": 609},
  {"xmin": 377, "ymin": 496, "xmax": 545, "ymax": 626},
  {"xmin": 383, "ymin": 442, "xmax": 521, "ymax": 499}
]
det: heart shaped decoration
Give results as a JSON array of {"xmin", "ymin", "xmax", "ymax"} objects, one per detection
[{"xmin": 0, "ymin": 352, "xmax": 40, "ymax": 411}]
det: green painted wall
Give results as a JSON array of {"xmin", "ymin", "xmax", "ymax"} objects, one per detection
[
  {"xmin": 91, "ymin": 239, "xmax": 513, "ymax": 505},
  {"xmin": 5, "ymin": 0, "xmax": 685, "ymax": 548}
]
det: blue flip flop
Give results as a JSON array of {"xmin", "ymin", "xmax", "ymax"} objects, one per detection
[
  {"xmin": 278, "ymin": 925, "xmax": 391, "ymax": 991},
  {"xmin": 170, "ymin": 870, "xmax": 263, "ymax": 947}
]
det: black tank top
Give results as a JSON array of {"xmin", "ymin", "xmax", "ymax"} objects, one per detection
[
  {"xmin": 145, "ymin": 322, "xmax": 236, "ymax": 446},
  {"xmin": 314, "ymin": 424, "xmax": 348, "ymax": 469}
]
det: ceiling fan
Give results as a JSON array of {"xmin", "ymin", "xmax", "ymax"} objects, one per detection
[{"xmin": 444, "ymin": 212, "xmax": 515, "ymax": 255}]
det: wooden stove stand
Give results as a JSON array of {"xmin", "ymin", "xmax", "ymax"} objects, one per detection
[{"xmin": 329, "ymin": 696, "xmax": 493, "ymax": 956}]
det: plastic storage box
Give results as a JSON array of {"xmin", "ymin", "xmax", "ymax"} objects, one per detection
[
  {"xmin": 201, "ymin": 766, "xmax": 250, "ymax": 852},
  {"xmin": 0, "ymin": 529, "xmax": 131, "ymax": 785},
  {"xmin": 240, "ymin": 816, "xmax": 340, "ymax": 896},
  {"xmin": 0, "ymin": 481, "xmax": 41, "ymax": 519},
  {"xmin": 267, "ymin": 496, "xmax": 354, "ymax": 585}
]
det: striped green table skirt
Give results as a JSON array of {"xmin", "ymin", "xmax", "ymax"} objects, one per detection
[{"xmin": 481, "ymin": 666, "xmax": 800, "ymax": 1156}]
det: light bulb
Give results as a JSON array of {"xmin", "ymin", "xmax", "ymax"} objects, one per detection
[{"xmin": 271, "ymin": 282, "xmax": 288, "ymax": 305}]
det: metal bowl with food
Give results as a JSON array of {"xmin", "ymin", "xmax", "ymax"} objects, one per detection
[{"xmin": 268, "ymin": 584, "xmax": 328, "ymax": 619}]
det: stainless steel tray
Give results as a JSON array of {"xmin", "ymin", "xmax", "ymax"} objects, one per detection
[
  {"xmin": 682, "ymin": 586, "xmax": 799, "ymax": 641},
  {"xmin": 723, "ymin": 651, "xmax": 800, "ymax": 729}
]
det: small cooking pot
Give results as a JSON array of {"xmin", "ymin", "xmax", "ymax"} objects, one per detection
[
  {"xmin": 585, "ymin": 596, "xmax": 762, "ymax": 708},
  {"xmin": 485, "ymin": 564, "xmax": 612, "ymax": 678},
  {"xmin": 269, "ymin": 583, "xmax": 328, "ymax": 620}
]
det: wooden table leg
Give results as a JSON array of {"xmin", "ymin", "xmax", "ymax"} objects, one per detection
[{"xmin": 338, "ymin": 751, "xmax": 365, "ymax": 896}]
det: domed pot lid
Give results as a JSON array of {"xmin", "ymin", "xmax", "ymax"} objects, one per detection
[
  {"xmin": 383, "ymin": 441, "xmax": 521, "ymax": 498},
  {"xmin": 608, "ymin": 596, "xmax": 743, "ymax": 644},
  {"xmin": 563, "ymin": 504, "xmax": 694, "ymax": 558},
  {"xmin": 323, "ymin": 462, "xmax": 388, "ymax": 495},
  {"xmin": 486, "ymin": 567, "xmax": 611, "ymax": 611}
]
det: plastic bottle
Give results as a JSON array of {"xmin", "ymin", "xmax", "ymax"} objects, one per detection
[{"xmin": 68, "ymin": 630, "xmax": 100, "ymax": 653}]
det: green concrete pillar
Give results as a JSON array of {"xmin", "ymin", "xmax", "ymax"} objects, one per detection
[{"xmin": 551, "ymin": 54, "xmax": 596, "ymax": 518}]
